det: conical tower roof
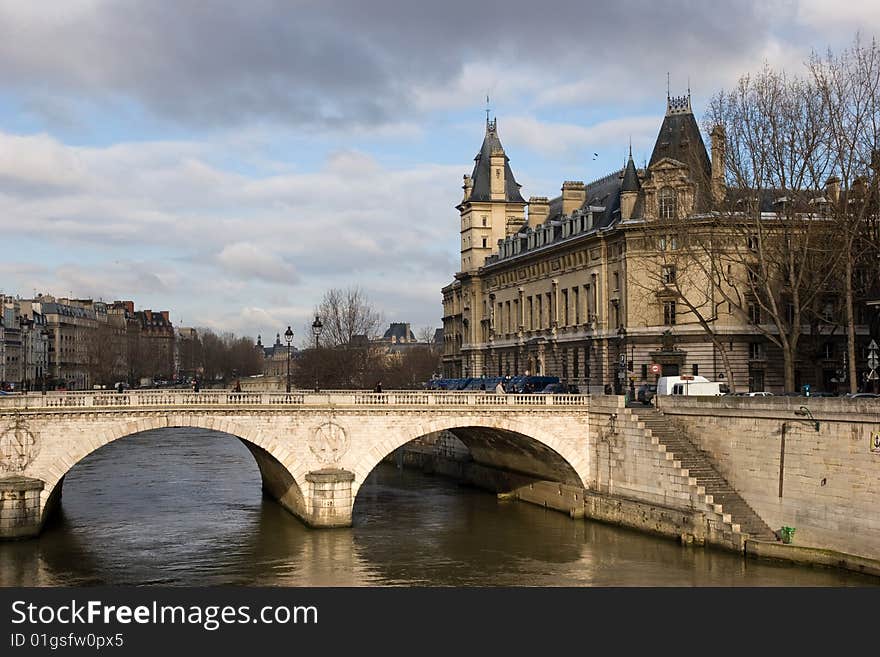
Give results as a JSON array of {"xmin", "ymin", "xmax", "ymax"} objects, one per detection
[{"xmin": 466, "ymin": 118, "xmax": 526, "ymax": 203}]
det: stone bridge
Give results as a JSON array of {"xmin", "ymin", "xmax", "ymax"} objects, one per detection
[{"xmin": 0, "ymin": 390, "xmax": 743, "ymax": 550}]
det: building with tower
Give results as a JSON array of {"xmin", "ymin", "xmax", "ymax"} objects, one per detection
[{"xmin": 442, "ymin": 94, "xmax": 872, "ymax": 393}]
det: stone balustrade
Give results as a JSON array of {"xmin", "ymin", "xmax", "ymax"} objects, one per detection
[{"xmin": 0, "ymin": 390, "xmax": 591, "ymax": 410}]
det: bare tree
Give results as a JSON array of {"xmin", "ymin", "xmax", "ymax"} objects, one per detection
[
  {"xmin": 810, "ymin": 36, "xmax": 880, "ymax": 392},
  {"xmin": 314, "ymin": 287, "xmax": 383, "ymax": 347},
  {"xmin": 698, "ymin": 66, "xmax": 843, "ymax": 391}
]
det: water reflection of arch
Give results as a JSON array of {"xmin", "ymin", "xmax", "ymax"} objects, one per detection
[{"xmin": 350, "ymin": 464, "xmax": 586, "ymax": 585}]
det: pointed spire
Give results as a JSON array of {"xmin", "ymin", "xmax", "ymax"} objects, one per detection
[{"xmin": 621, "ymin": 150, "xmax": 640, "ymax": 193}]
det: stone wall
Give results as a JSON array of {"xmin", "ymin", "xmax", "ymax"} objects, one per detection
[
  {"xmin": 658, "ymin": 397, "xmax": 880, "ymax": 560},
  {"xmin": 0, "ymin": 476, "xmax": 44, "ymax": 539}
]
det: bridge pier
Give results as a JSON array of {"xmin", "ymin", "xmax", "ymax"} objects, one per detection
[
  {"xmin": 0, "ymin": 476, "xmax": 44, "ymax": 540},
  {"xmin": 304, "ymin": 469, "xmax": 356, "ymax": 528}
]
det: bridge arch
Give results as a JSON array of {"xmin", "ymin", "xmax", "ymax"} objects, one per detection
[
  {"xmin": 37, "ymin": 414, "xmax": 308, "ymax": 525},
  {"xmin": 350, "ymin": 414, "xmax": 590, "ymax": 503}
]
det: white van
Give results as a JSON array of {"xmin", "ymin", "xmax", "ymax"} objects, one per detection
[
  {"xmin": 670, "ymin": 381, "xmax": 723, "ymax": 396},
  {"xmin": 657, "ymin": 375, "xmax": 721, "ymax": 396}
]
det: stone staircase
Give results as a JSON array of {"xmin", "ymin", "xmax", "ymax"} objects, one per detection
[{"xmin": 629, "ymin": 405, "xmax": 777, "ymax": 541}]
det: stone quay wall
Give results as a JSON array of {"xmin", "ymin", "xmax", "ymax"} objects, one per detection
[{"xmin": 657, "ymin": 396, "xmax": 880, "ymax": 561}]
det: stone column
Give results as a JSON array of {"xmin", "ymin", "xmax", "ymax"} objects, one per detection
[
  {"xmin": 0, "ymin": 476, "xmax": 44, "ymax": 540},
  {"xmin": 304, "ymin": 469, "xmax": 356, "ymax": 528}
]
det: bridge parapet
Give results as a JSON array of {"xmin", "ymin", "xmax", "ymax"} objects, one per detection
[{"xmin": 0, "ymin": 390, "xmax": 590, "ymax": 411}]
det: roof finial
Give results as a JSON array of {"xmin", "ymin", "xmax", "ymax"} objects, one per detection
[
  {"xmin": 485, "ymin": 94, "xmax": 491, "ymax": 127},
  {"xmin": 667, "ymin": 72, "xmax": 670, "ymax": 100},
  {"xmin": 628, "ymin": 136, "xmax": 632, "ymax": 159}
]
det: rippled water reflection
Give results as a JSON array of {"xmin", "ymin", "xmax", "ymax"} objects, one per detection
[{"xmin": 0, "ymin": 428, "xmax": 875, "ymax": 586}]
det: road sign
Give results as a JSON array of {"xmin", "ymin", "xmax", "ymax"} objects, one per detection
[
  {"xmin": 871, "ymin": 430, "xmax": 880, "ymax": 454},
  {"xmin": 869, "ymin": 355, "xmax": 879, "ymax": 370},
  {"xmin": 869, "ymin": 339, "xmax": 878, "ymax": 351},
  {"xmin": 649, "ymin": 363, "xmax": 661, "ymax": 375}
]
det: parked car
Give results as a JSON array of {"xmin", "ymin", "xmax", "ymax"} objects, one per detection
[
  {"xmin": 746, "ymin": 391, "xmax": 774, "ymax": 397},
  {"xmin": 845, "ymin": 392, "xmax": 880, "ymax": 399},
  {"xmin": 536, "ymin": 383, "xmax": 567, "ymax": 394},
  {"xmin": 637, "ymin": 384, "xmax": 657, "ymax": 405}
]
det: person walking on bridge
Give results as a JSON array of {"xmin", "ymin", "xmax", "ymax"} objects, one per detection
[{"xmin": 494, "ymin": 380, "xmax": 506, "ymax": 395}]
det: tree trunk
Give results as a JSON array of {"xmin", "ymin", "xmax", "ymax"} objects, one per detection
[
  {"xmin": 845, "ymin": 251, "xmax": 858, "ymax": 394},
  {"xmin": 783, "ymin": 342, "xmax": 797, "ymax": 393}
]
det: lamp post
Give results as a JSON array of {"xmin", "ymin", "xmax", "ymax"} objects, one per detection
[
  {"xmin": 40, "ymin": 328, "xmax": 49, "ymax": 395},
  {"xmin": 616, "ymin": 325, "xmax": 627, "ymax": 395},
  {"xmin": 311, "ymin": 315, "xmax": 323, "ymax": 392},
  {"xmin": 284, "ymin": 325, "xmax": 294, "ymax": 393}
]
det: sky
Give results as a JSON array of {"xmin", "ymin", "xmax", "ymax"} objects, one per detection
[{"xmin": 0, "ymin": 0, "xmax": 877, "ymax": 347}]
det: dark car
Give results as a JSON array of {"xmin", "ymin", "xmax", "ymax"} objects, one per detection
[
  {"xmin": 637, "ymin": 384, "xmax": 657, "ymax": 405},
  {"xmin": 537, "ymin": 382, "xmax": 576, "ymax": 394}
]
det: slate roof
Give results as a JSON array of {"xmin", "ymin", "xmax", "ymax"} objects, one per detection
[
  {"xmin": 467, "ymin": 119, "xmax": 526, "ymax": 204},
  {"xmin": 621, "ymin": 155, "xmax": 640, "ymax": 192},
  {"xmin": 648, "ymin": 108, "xmax": 711, "ymax": 178}
]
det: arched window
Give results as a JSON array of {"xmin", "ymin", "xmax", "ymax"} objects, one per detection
[{"xmin": 658, "ymin": 187, "xmax": 677, "ymax": 219}]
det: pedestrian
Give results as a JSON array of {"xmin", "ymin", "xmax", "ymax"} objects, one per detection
[
  {"xmin": 479, "ymin": 381, "xmax": 486, "ymax": 392},
  {"xmin": 192, "ymin": 379, "xmax": 200, "ymax": 393},
  {"xmin": 232, "ymin": 380, "xmax": 242, "ymax": 392},
  {"xmin": 604, "ymin": 384, "xmax": 613, "ymax": 395},
  {"xmin": 495, "ymin": 380, "xmax": 505, "ymax": 395},
  {"xmin": 374, "ymin": 381, "xmax": 383, "ymax": 393}
]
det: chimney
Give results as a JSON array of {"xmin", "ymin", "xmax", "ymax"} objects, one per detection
[
  {"xmin": 561, "ymin": 181, "xmax": 585, "ymax": 216},
  {"xmin": 825, "ymin": 175, "xmax": 840, "ymax": 205},
  {"xmin": 528, "ymin": 197, "xmax": 549, "ymax": 226},
  {"xmin": 710, "ymin": 125, "xmax": 726, "ymax": 205},
  {"xmin": 490, "ymin": 146, "xmax": 506, "ymax": 201},
  {"xmin": 161, "ymin": 311, "xmax": 170, "ymax": 323}
]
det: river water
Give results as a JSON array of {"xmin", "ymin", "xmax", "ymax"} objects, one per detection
[{"xmin": 0, "ymin": 428, "xmax": 874, "ymax": 587}]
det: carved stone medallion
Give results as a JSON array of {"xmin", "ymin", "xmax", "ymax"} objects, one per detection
[
  {"xmin": 0, "ymin": 415, "xmax": 40, "ymax": 474},
  {"xmin": 309, "ymin": 421, "xmax": 350, "ymax": 465}
]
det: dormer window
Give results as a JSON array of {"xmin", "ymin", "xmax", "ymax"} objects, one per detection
[{"xmin": 659, "ymin": 187, "xmax": 677, "ymax": 219}]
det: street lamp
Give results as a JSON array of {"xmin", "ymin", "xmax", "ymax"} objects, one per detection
[
  {"xmin": 40, "ymin": 328, "xmax": 49, "ymax": 395},
  {"xmin": 311, "ymin": 315, "xmax": 323, "ymax": 392},
  {"xmin": 284, "ymin": 325, "xmax": 294, "ymax": 393},
  {"xmin": 616, "ymin": 326, "xmax": 627, "ymax": 395}
]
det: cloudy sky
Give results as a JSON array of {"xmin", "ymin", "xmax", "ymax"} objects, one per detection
[{"xmin": 1, "ymin": 1, "xmax": 877, "ymax": 345}]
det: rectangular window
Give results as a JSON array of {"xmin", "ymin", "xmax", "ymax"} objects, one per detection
[
  {"xmin": 641, "ymin": 363, "xmax": 648, "ymax": 379},
  {"xmin": 663, "ymin": 301, "xmax": 676, "ymax": 326},
  {"xmin": 482, "ymin": 238, "xmax": 487, "ymax": 248},
  {"xmin": 661, "ymin": 265, "xmax": 676, "ymax": 284},
  {"xmin": 528, "ymin": 297, "xmax": 533, "ymax": 330},
  {"xmin": 573, "ymin": 349, "xmax": 579, "ymax": 379},
  {"xmin": 562, "ymin": 289, "xmax": 569, "ymax": 325},
  {"xmin": 786, "ymin": 303, "xmax": 795, "ymax": 326},
  {"xmin": 536, "ymin": 296, "xmax": 543, "ymax": 329},
  {"xmin": 823, "ymin": 342, "xmax": 833, "ymax": 359},
  {"xmin": 749, "ymin": 342, "xmax": 763, "ymax": 360},
  {"xmin": 574, "ymin": 287, "xmax": 580, "ymax": 324},
  {"xmin": 692, "ymin": 363, "xmax": 699, "ymax": 376},
  {"xmin": 546, "ymin": 292, "xmax": 553, "ymax": 327},
  {"xmin": 748, "ymin": 303, "xmax": 760, "ymax": 324},
  {"xmin": 747, "ymin": 235, "xmax": 758, "ymax": 251},
  {"xmin": 613, "ymin": 272, "xmax": 620, "ymax": 291}
]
